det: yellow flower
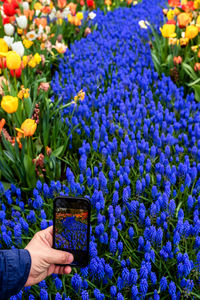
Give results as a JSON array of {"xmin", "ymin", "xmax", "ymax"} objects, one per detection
[
  {"xmin": 169, "ymin": 37, "xmax": 178, "ymax": 45},
  {"xmin": 160, "ymin": 24, "xmax": 176, "ymax": 38},
  {"xmin": 185, "ymin": 25, "xmax": 198, "ymax": 39},
  {"xmin": 28, "ymin": 57, "xmax": 37, "ymax": 68},
  {"xmin": 0, "ymin": 39, "xmax": 8, "ymax": 53},
  {"xmin": 167, "ymin": 9, "xmax": 174, "ymax": 20},
  {"xmin": 23, "ymin": 39, "xmax": 33, "ymax": 49},
  {"xmin": 16, "ymin": 118, "xmax": 37, "ymax": 137},
  {"xmin": 6, "ymin": 51, "xmax": 21, "ymax": 70},
  {"xmin": 17, "ymin": 28, "xmax": 23, "ymax": 35},
  {"xmin": 34, "ymin": 2, "xmax": 42, "ymax": 10},
  {"xmin": 76, "ymin": 12, "xmax": 83, "ymax": 21},
  {"xmin": 191, "ymin": 45, "xmax": 198, "ymax": 52},
  {"xmin": 22, "ymin": 55, "xmax": 28, "ymax": 67},
  {"xmin": 1, "ymin": 95, "xmax": 18, "ymax": 113},
  {"xmin": 33, "ymin": 53, "xmax": 41, "ymax": 64},
  {"xmin": 180, "ymin": 37, "xmax": 189, "ymax": 47},
  {"xmin": 74, "ymin": 89, "xmax": 85, "ymax": 102},
  {"xmin": 17, "ymin": 86, "xmax": 30, "ymax": 99},
  {"xmin": 194, "ymin": 0, "xmax": 200, "ymax": 9},
  {"xmin": 56, "ymin": 18, "xmax": 63, "ymax": 26}
]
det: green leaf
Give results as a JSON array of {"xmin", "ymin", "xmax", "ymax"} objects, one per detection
[
  {"xmin": 151, "ymin": 52, "xmax": 161, "ymax": 75},
  {"xmin": 182, "ymin": 62, "xmax": 197, "ymax": 81},
  {"xmin": 51, "ymin": 145, "xmax": 64, "ymax": 158},
  {"xmin": 187, "ymin": 77, "xmax": 200, "ymax": 87},
  {"xmin": 3, "ymin": 150, "xmax": 15, "ymax": 163},
  {"xmin": 192, "ymin": 85, "xmax": 200, "ymax": 102},
  {"xmin": 23, "ymin": 154, "xmax": 36, "ymax": 188}
]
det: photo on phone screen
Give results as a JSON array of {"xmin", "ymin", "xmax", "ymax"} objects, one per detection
[{"xmin": 53, "ymin": 197, "xmax": 90, "ymax": 268}]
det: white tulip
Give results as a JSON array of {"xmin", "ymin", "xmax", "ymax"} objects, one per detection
[
  {"xmin": 4, "ymin": 24, "xmax": 14, "ymax": 36},
  {"xmin": 11, "ymin": 41, "xmax": 24, "ymax": 57},
  {"xmin": 22, "ymin": 2, "xmax": 29, "ymax": 10},
  {"xmin": 16, "ymin": 16, "xmax": 28, "ymax": 29},
  {"xmin": 3, "ymin": 36, "xmax": 14, "ymax": 48},
  {"xmin": 88, "ymin": 12, "xmax": 96, "ymax": 20}
]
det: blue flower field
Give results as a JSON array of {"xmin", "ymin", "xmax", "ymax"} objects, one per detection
[{"xmin": 1, "ymin": 0, "xmax": 199, "ymax": 299}]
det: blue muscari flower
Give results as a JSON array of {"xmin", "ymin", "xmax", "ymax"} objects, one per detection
[
  {"xmin": 116, "ymin": 293, "xmax": 124, "ymax": 300},
  {"xmin": 110, "ymin": 286, "xmax": 117, "ymax": 298},
  {"xmin": 140, "ymin": 278, "xmax": 148, "ymax": 297},
  {"xmin": 29, "ymin": 295, "xmax": 35, "ymax": 300},
  {"xmin": 54, "ymin": 277, "xmax": 62, "ymax": 290},
  {"xmin": 110, "ymin": 238, "xmax": 117, "ymax": 254},
  {"xmin": 136, "ymin": 180, "xmax": 142, "ymax": 194},
  {"xmin": 0, "ymin": 182, "xmax": 5, "ymax": 194},
  {"xmin": 154, "ymin": 289, "xmax": 160, "ymax": 300},
  {"xmin": 168, "ymin": 281, "xmax": 176, "ymax": 296},
  {"xmin": 121, "ymin": 267, "xmax": 129, "ymax": 286},
  {"xmin": 40, "ymin": 289, "xmax": 48, "ymax": 300},
  {"xmin": 71, "ymin": 274, "xmax": 82, "ymax": 292},
  {"xmin": 93, "ymin": 288, "xmax": 104, "ymax": 300},
  {"xmin": 160, "ymin": 276, "xmax": 167, "ymax": 291},
  {"xmin": 36, "ymin": 180, "xmax": 42, "ymax": 191},
  {"xmin": 27, "ymin": 210, "xmax": 36, "ymax": 224},
  {"xmin": 187, "ymin": 195, "xmax": 194, "ymax": 210},
  {"xmin": 150, "ymin": 272, "xmax": 157, "ymax": 285},
  {"xmin": 81, "ymin": 290, "xmax": 89, "ymax": 300},
  {"xmin": 55, "ymin": 293, "xmax": 62, "ymax": 300},
  {"xmin": 129, "ymin": 268, "xmax": 138, "ymax": 285},
  {"xmin": 117, "ymin": 276, "xmax": 123, "ymax": 291},
  {"xmin": 41, "ymin": 219, "xmax": 48, "ymax": 230},
  {"xmin": 105, "ymin": 263, "xmax": 113, "ymax": 279},
  {"xmin": 128, "ymin": 227, "xmax": 134, "ymax": 239},
  {"xmin": 0, "ymin": 210, "xmax": 6, "ymax": 221},
  {"xmin": 118, "ymin": 241, "xmax": 123, "ymax": 255}
]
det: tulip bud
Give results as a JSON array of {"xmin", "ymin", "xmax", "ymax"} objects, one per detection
[
  {"xmin": 16, "ymin": 16, "xmax": 28, "ymax": 29},
  {"xmin": 6, "ymin": 51, "xmax": 21, "ymax": 70},
  {"xmin": 11, "ymin": 41, "xmax": 25, "ymax": 57},
  {"xmin": 1, "ymin": 95, "xmax": 18, "ymax": 113},
  {"xmin": 4, "ymin": 23, "xmax": 14, "ymax": 36},
  {"xmin": 84, "ymin": 27, "xmax": 91, "ymax": 37}
]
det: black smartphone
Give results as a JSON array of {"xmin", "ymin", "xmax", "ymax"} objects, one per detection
[{"xmin": 53, "ymin": 196, "xmax": 91, "ymax": 268}]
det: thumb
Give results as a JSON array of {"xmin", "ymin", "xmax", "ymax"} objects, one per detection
[{"xmin": 47, "ymin": 249, "xmax": 74, "ymax": 265}]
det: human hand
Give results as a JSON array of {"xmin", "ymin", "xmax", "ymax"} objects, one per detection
[{"xmin": 25, "ymin": 226, "xmax": 73, "ymax": 286}]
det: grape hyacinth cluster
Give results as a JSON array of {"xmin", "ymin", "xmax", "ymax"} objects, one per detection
[
  {"xmin": 55, "ymin": 217, "xmax": 88, "ymax": 250},
  {"xmin": 1, "ymin": 0, "xmax": 200, "ymax": 298}
]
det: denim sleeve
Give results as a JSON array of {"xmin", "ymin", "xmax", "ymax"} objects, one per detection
[{"xmin": 0, "ymin": 249, "xmax": 31, "ymax": 300}]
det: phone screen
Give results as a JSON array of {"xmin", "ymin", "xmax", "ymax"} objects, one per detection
[{"xmin": 53, "ymin": 197, "xmax": 90, "ymax": 267}]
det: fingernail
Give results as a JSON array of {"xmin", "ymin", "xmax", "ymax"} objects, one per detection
[{"xmin": 67, "ymin": 254, "xmax": 74, "ymax": 263}]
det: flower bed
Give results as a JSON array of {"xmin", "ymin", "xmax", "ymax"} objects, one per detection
[
  {"xmin": 0, "ymin": 0, "xmax": 200, "ymax": 299},
  {"xmin": 150, "ymin": 0, "xmax": 200, "ymax": 101}
]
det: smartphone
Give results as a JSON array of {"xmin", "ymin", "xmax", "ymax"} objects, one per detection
[{"xmin": 53, "ymin": 196, "xmax": 91, "ymax": 268}]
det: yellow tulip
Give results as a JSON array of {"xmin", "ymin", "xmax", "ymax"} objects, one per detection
[
  {"xmin": 16, "ymin": 119, "xmax": 37, "ymax": 137},
  {"xmin": 185, "ymin": 25, "xmax": 198, "ymax": 40},
  {"xmin": 6, "ymin": 51, "xmax": 21, "ymax": 70},
  {"xmin": 160, "ymin": 24, "xmax": 176, "ymax": 38},
  {"xmin": 33, "ymin": 53, "xmax": 41, "ymax": 64},
  {"xmin": 1, "ymin": 95, "xmax": 18, "ymax": 113},
  {"xmin": 167, "ymin": 10, "xmax": 174, "ymax": 20},
  {"xmin": 76, "ymin": 12, "xmax": 83, "ymax": 20},
  {"xmin": 0, "ymin": 39, "xmax": 8, "ymax": 53}
]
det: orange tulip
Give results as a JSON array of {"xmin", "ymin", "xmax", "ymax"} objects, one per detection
[
  {"xmin": 16, "ymin": 118, "xmax": 37, "ymax": 137},
  {"xmin": 173, "ymin": 56, "xmax": 182, "ymax": 65},
  {"xmin": 67, "ymin": 2, "xmax": 77, "ymax": 16},
  {"xmin": 34, "ymin": 17, "xmax": 47, "ymax": 28},
  {"xmin": 58, "ymin": 0, "xmax": 67, "ymax": 9},
  {"xmin": 0, "ymin": 118, "xmax": 5, "ymax": 134},
  {"xmin": 177, "ymin": 12, "xmax": 192, "ymax": 28}
]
